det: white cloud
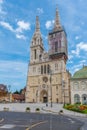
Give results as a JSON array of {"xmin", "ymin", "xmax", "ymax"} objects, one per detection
[
  {"xmin": 0, "ymin": 0, "xmax": 4, "ymax": 4},
  {"xmin": 69, "ymin": 63, "xmax": 83, "ymax": 75},
  {"xmin": 75, "ymin": 36, "xmax": 80, "ymax": 40},
  {"xmin": 71, "ymin": 49, "xmax": 79, "ymax": 56},
  {"xmin": 0, "ymin": 21, "xmax": 14, "ymax": 32},
  {"xmin": 45, "ymin": 20, "xmax": 54, "ymax": 29},
  {"xmin": 80, "ymin": 60, "xmax": 86, "ymax": 64},
  {"xmin": 16, "ymin": 20, "xmax": 30, "ymax": 33},
  {"xmin": 68, "ymin": 60, "xmax": 73, "ymax": 64},
  {"xmin": 68, "ymin": 54, "xmax": 73, "ymax": 60},
  {"xmin": 77, "ymin": 42, "xmax": 87, "ymax": 51},
  {"xmin": 0, "ymin": 0, "xmax": 6, "ymax": 15},
  {"xmin": 0, "ymin": 60, "xmax": 27, "ymax": 77},
  {"xmin": 71, "ymin": 42, "xmax": 87, "ymax": 56},
  {"xmin": 0, "ymin": 60, "xmax": 28, "ymax": 91},
  {"xmin": 42, "ymin": 34, "xmax": 47, "ymax": 40},
  {"xmin": 74, "ymin": 68, "xmax": 79, "ymax": 72},
  {"xmin": 0, "ymin": 20, "xmax": 30, "ymax": 40},
  {"xmin": 16, "ymin": 34, "xmax": 26, "ymax": 40},
  {"xmin": 37, "ymin": 8, "xmax": 44, "ymax": 14}
]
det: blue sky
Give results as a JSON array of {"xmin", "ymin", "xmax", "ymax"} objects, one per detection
[{"xmin": 0, "ymin": 0, "xmax": 87, "ymax": 92}]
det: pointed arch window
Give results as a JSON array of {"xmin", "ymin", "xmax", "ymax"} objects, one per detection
[
  {"xmin": 44, "ymin": 65, "xmax": 46, "ymax": 74},
  {"xmin": 55, "ymin": 41, "xmax": 58, "ymax": 52},
  {"xmin": 74, "ymin": 94, "xmax": 80, "ymax": 103},
  {"xmin": 34, "ymin": 49, "xmax": 36, "ymax": 59},
  {"xmin": 59, "ymin": 39, "xmax": 61, "ymax": 48},
  {"xmin": 47, "ymin": 64, "xmax": 50, "ymax": 74},
  {"xmin": 41, "ymin": 65, "xmax": 43, "ymax": 74}
]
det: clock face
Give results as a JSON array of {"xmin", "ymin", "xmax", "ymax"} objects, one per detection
[{"xmin": 43, "ymin": 77, "xmax": 48, "ymax": 82}]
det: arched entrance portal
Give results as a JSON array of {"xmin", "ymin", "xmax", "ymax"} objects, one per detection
[{"xmin": 40, "ymin": 90, "xmax": 48, "ymax": 103}]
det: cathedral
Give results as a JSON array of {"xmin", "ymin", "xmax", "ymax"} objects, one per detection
[{"xmin": 25, "ymin": 8, "xmax": 71, "ymax": 104}]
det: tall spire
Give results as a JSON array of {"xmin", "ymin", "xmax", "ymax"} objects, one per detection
[
  {"xmin": 54, "ymin": 7, "xmax": 62, "ymax": 31},
  {"xmin": 35, "ymin": 16, "xmax": 40, "ymax": 32}
]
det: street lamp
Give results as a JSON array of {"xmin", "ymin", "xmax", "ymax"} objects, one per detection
[
  {"xmin": 8, "ymin": 85, "xmax": 11, "ymax": 102},
  {"xmin": 36, "ymin": 90, "xmax": 38, "ymax": 102},
  {"xmin": 50, "ymin": 69, "xmax": 52, "ymax": 107},
  {"xmin": 62, "ymin": 80, "xmax": 65, "ymax": 106}
]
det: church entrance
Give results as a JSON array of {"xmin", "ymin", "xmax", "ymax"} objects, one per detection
[
  {"xmin": 43, "ymin": 96, "xmax": 48, "ymax": 103},
  {"xmin": 40, "ymin": 90, "xmax": 48, "ymax": 103}
]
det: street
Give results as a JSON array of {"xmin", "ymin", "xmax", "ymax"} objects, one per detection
[{"xmin": 0, "ymin": 111, "xmax": 83, "ymax": 130}]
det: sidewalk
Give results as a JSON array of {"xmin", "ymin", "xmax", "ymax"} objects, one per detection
[
  {"xmin": 0, "ymin": 103, "xmax": 87, "ymax": 117},
  {"xmin": 0, "ymin": 103, "xmax": 45, "ymax": 112}
]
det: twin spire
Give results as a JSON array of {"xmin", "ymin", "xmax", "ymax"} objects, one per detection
[
  {"xmin": 35, "ymin": 16, "xmax": 40, "ymax": 33},
  {"xmin": 35, "ymin": 7, "xmax": 61, "ymax": 33},
  {"xmin": 54, "ymin": 7, "xmax": 62, "ymax": 31}
]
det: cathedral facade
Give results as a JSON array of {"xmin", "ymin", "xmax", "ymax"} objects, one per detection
[{"xmin": 25, "ymin": 8, "xmax": 71, "ymax": 104}]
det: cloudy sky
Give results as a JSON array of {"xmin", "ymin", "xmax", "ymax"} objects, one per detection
[{"xmin": 0, "ymin": 0, "xmax": 87, "ymax": 92}]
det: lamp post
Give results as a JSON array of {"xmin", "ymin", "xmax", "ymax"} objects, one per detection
[
  {"xmin": 62, "ymin": 80, "xmax": 65, "ymax": 106},
  {"xmin": 36, "ymin": 90, "xmax": 38, "ymax": 102},
  {"xmin": 8, "ymin": 85, "xmax": 11, "ymax": 102},
  {"xmin": 50, "ymin": 69, "xmax": 52, "ymax": 107}
]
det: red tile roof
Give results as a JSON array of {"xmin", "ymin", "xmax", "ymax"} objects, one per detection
[{"xmin": 12, "ymin": 94, "xmax": 25, "ymax": 100}]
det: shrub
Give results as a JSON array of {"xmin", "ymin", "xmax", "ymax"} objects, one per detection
[
  {"xmin": 36, "ymin": 108, "xmax": 40, "ymax": 111},
  {"xmin": 66, "ymin": 103, "xmax": 70, "ymax": 106},
  {"xmin": 26, "ymin": 107, "xmax": 30, "ymax": 112},
  {"xmin": 75, "ymin": 102, "xmax": 81, "ymax": 105},
  {"xmin": 59, "ymin": 110, "xmax": 63, "ymax": 113},
  {"xmin": 64, "ymin": 104, "xmax": 87, "ymax": 114},
  {"xmin": 3, "ymin": 107, "xmax": 9, "ymax": 111}
]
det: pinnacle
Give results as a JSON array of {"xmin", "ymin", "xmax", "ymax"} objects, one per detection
[
  {"xmin": 54, "ymin": 7, "xmax": 62, "ymax": 31},
  {"xmin": 35, "ymin": 16, "xmax": 40, "ymax": 32}
]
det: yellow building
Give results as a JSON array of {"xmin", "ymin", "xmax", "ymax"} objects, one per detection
[
  {"xmin": 26, "ymin": 8, "xmax": 71, "ymax": 104},
  {"xmin": 71, "ymin": 66, "xmax": 87, "ymax": 104}
]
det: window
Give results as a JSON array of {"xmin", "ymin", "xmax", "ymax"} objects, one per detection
[
  {"xmin": 82, "ymin": 94, "xmax": 87, "ymax": 104},
  {"xmin": 84, "ymin": 97, "xmax": 86, "ymax": 100},
  {"xmin": 39, "ymin": 54, "xmax": 42, "ymax": 60},
  {"xmin": 81, "ymin": 81, "xmax": 86, "ymax": 90},
  {"xmin": 34, "ymin": 49, "xmax": 36, "ymax": 59},
  {"xmin": 47, "ymin": 64, "xmax": 50, "ymax": 74},
  {"xmin": 56, "ymin": 86, "xmax": 58, "ymax": 90},
  {"xmin": 59, "ymin": 40, "xmax": 61, "ymax": 48},
  {"xmin": 44, "ymin": 65, "xmax": 46, "ymax": 74},
  {"xmin": 41, "ymin": 65, "xmax": 43, "ymax": 74},
  {"xmin": 74, "ymin": 82, "xmax": 79, "ymax": 90},
  {"xmin": 55, "ymin": 41, "xmax": 58, "ymax": 52},
  {"xmin": 74, "ymin": 94, "xmax": 80, "ymax": 103},
  {"xmin": 56, "ymin": 98, "xmax": 58, "ymax": 103}
]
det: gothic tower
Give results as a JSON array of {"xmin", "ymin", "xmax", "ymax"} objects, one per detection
[
  {"xmin": 30, "ymin": 16, "xmax": 44, "ymax": 64},
  {"xmin": 48, "ymin": 8, "xmax": 68, "ymax": 62},
  {"xmin": 48, "ymin": 8, "xmax": 70, "ymax": 103}
]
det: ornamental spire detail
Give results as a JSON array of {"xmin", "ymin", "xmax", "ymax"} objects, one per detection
[
  {"xmin": 35, "ymin": 16, "xmax": 40, "ymax": 32},
  {"xmin": 54, "ymin": 7, "xmax": 62, "ymax": 31}
]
